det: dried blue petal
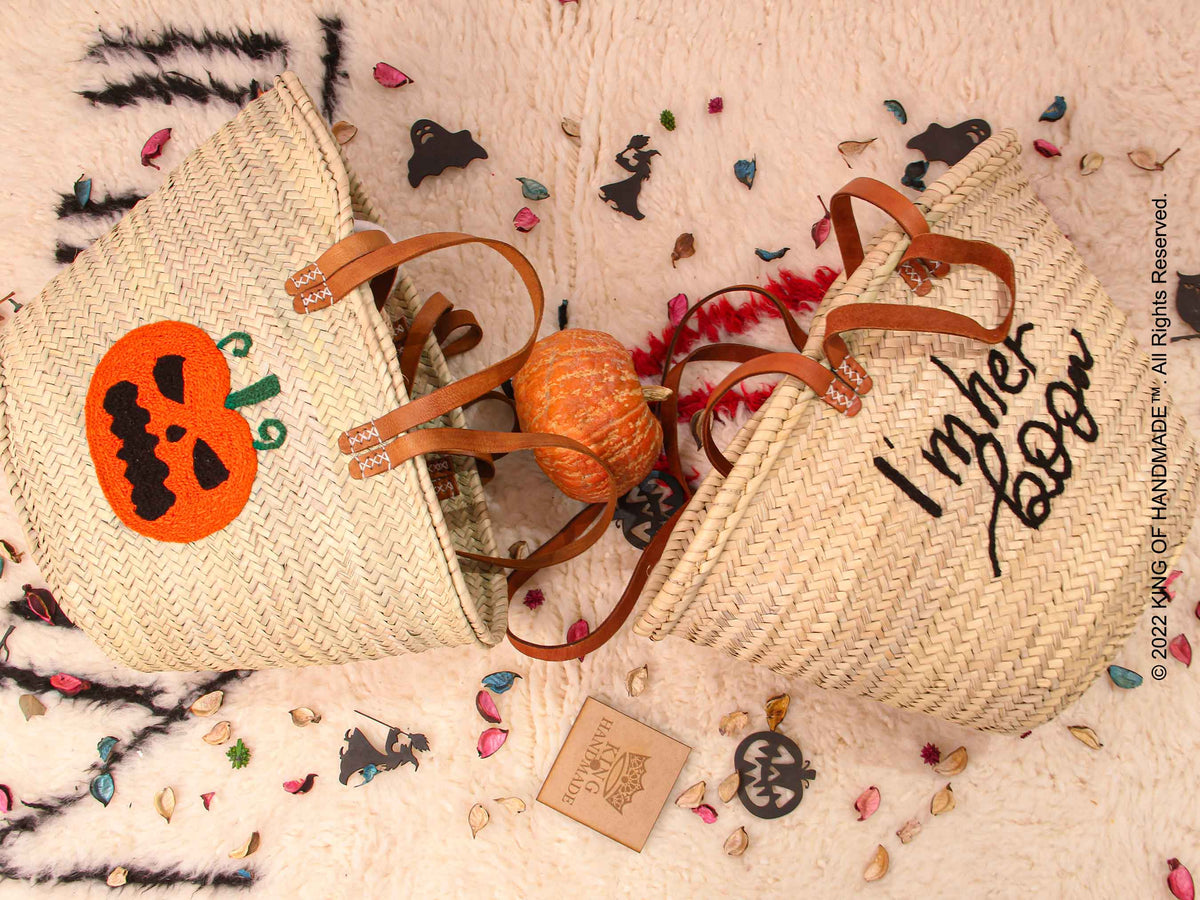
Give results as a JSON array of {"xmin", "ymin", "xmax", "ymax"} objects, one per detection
[
  {"xmin": 73, "ymin": 174, "xmax": 91, "ymax": 209},
  {"xmin": 481, "ymin": 671, "xmax": 522, "ymax": 694},
  {"xmin": 236, "ymin": 869, "xmax": 252, "ymax": 880},
  {"xmin": 755, "ymin": 247, "xmax": 790, "ymax": 262},
  {"xmin": 97, "ymin": 736, "xmax": 119, "ymax": 763},
  {"xmin": 883, "ymin": 100, "xmax": 907, "ymax": 124},
  {"xmin": 516, "ymin": 177, "xmax": 550, "ymax": 201},
  {"xmin": 358, "ymin": 764, "xmax": 378, "ymax": 786},
  {"xmin": 1039, "ymin": 96, "xmax": 1067, "ymax": 123},
  {"xmin": 901, "ymin": 160, "xmax": 928, "ymax": 191},
  {"xmin": 90, "ymin": 772, "xmax": 114, "ymax": 807},
  {"xmin": 1107, "ymin": 664, "xmax": 1143, "ymax": 689},
  {"xmin": 734, "ymin": 158, "xmax": 756, "ymax": 190}
]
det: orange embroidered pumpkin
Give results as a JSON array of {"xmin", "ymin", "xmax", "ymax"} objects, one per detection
[
  {"xmin": 512, "ymin": 329, "xmax": 664, "ymax": 502},
  {"xmin": 85, "ymin": 321, "xmax": 283, "ymax": 543}
]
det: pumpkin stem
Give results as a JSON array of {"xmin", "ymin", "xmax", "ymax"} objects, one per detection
[
  {"xmin": 641, "ymin": 384, "xmax": 674, "ymax": 404},
  {"xmin": 225, "ymin": 374, "xmax": 281, "ymax": 411}
]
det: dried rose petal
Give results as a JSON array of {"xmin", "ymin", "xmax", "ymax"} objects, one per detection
[
  {"xmin": 201, "ymin": 791, "xmax": 215, "ymax": 810},
  {"xmin": 723, "ymin": 825, "xmax": 748, "ymax": 856},
  {"xmin": 0, "ymin": 784, "xmax": 13, "ymax": 813},
  {"xmin": 50, "ymin": 673, "xmax": 89, "ymax": 696},
  {"xmin": 332, "ymin": 121, "xmax": 358, "ymax": 145},
  {"xmin": 667, "ymin": 293, "xmax": 688, "ymax": 327},
  {"xmin": 864, "ymin": 844, "xmax": 889, "ymax": 882},
  {"xmin": 625, "ymin": 664, "xmax": 648, "ymax": 698},
  {"xmin": 811, "ymin": 196, "xmax": 831, "ymax": 248},
  {"xmin": 708, "ymin": 97, "xmax": 724, "ymax": 114},
  {"xmin": 930, "ymin": 783, "xmax": 956, "ymax": 815},
  {"xmin": 477, "ymin": 727, "xmax": 509, "ymax": 758},
  {"xmin": 141, "ymin": 128, "xmax": 172, "ymax": 169},
  {"xmin": 765, "ymin": 693, "xmax": 790, "ymax": 731},
  {"xmin": 154, "ymin": 787, "xmax": 175, "ymax": 823},
  {"xmin": 513, "ymin": 207, "xmax": 540, "ymax": 233},
  {"xmin": 24, "ymin": 585, "xmax": 59, "ymax": 623},
  {"xmin": 283, "ymin": 774, "xmax": 318, "ymax": 794},
  {"xmin": 228, "ymin": 832, "xmax": 260, "ymax": 859},
  {"xmin": 675, "ymin": 781, "xmax": 706, "ymax": 808},
  {"xmin": 670, "ymin": 233, "xmax": 695, "ymax": 268},
  {"xmin": 1078, "ymin": 153, "xmax": 1104, "ymax": 176},
  {"xmin": 522, "ymin": 589, "xmax": 545, "ymax": 610},
  {"xmin": 921, "ymin": 742, "xmax": 941, "ymax": 766},
  {"xmin": 469, "ymin": 802, "xmax": 489, "ymax": 838},
  {"xmin": 1169, "ymin": 634, "xmax": 1192, "ymax": 667},
  {"xmin": 373, "ymin": 63, "xmax": 413, "ymax": 88},
  {"xmin": 896, "ymin": 818, "xmax": 922, "ymax": 844},
  {"xmin": 719, "ymin": 710, "xmax": 749, "ymax": 737},
  {"xmin": 566, "ymin": 619, "xmax": 590, "ymax": 658},
  {"xmin": 692, "ymin": 803, "xmax": 718, "ymax": 824},
  {"xmin": 854, "ymin": 785, "xmax": 880, "ymax": 821},
  {"xmin": 1169, "ymin": 859, "xmax": 1195, "ymax": 900},
  {"xmin": 1165, "ymin": 568, "xmax": 1183, "ymax": 598},
  {"xmin": 1195, "ymin": 600, "xmax": 1200, "ymax": 621},
  {"xmin": 1033, "ymin": 139, "xmax": 1062, "ymax": 158},
  {"xmin": 476, "ymin": 690, "xmax": 502, "ymax": 724}
]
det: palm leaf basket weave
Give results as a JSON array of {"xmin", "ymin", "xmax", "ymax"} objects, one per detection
[{"xmin": 635, "ymin": 129, "xmax": 1199, "ymax": 733}]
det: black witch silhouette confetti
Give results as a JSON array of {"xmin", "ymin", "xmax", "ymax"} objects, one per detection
[
  {"xmin": 907, "ymin": 119, "xmax": 992, "ymax": 167},
  {"xmin": 339, "ymin": 710, "xmax": 429, "ymax": 785},
  {"xmin": 407, "ymin": 119, "xmax": 488, "ymax": 188},
  {"xmin": 599, "ymin": 134, "xmax": 659, "ymax": 220}
]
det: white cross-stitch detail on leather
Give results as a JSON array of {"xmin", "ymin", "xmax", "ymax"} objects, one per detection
[
  {"xmin": 900, "ymin": 260, "xmax": 930, "ymax": 292},
  {"xmin": 348, "ymin": 423, "xmax": 381, "ymax": 447},
  {"xmin": 359, "ymin": 450, "xmax": 392, "ymax": 476},
  {"xmin": 288, "ymin": 264, "xmax": 324, "ymax": 290},
  {"xmin": 823, "ymin": 383, "xmax": 855, "ymax": 410},
  {"xmin": 300, "ymin": 285, "xmax": 333, "ymax": 310},
  {"xmin": 837, "ymin": 358, "xmax": 865, "ymax": 389}
]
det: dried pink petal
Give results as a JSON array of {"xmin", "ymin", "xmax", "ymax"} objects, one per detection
[
  {"xmin": 567, "ymin": 618, "xmax": 590, "ymax": 650},
  {"xmin": 49, "ymin": 673, "xmax": 89, "ymax": 696},
  {"xmin": 477, "ymin": 727, "xmax": 509, "ymax": 759},
  {"xmin": 283, "ymin": 774, "xmax": 318, "ymax": 794},
  {"xmin": 476, "ymin": 690, "xmax": 502, "ymax": 724},
  {"xmin": 1195, "ymin": 600, "xmax": 1200, "ymax": 621},
  {"xmin": 514, "ymin": 207, "xmax": 540, "ymax": 233},
  {"xmin": 373, "ymin": 63, "xmax": 413, "ymax": 88},
  {"xmin": 1169, "ymin": 859, "xmax": 1195, "ymax": 900},
  {"xmin": 1169, "ymin": 634, "xmax": 1192, "ymax": 667},
  {"xmin": 1164, "ymin": 568, "xmax": 1183, "ymax": 600},
  {"xmin": 692, "ymin": 803, "xmax": 718, "ymax": 824},
  {"xmin": 141, "ymin": 128, "xmax": 172, "ymax": 169},
  {"xmin": 200, "ymin": 791, "xmax": 215, "ymax": 810},
  {"xmin": 1033, "ymin": 139, "xmax": 1062, "ymax": 158},
  {"xmin": 708, "ymin": 97, "xmax": 724, "ymax": 114},
  {"xmin": 811, "ymin": 196, "xmax": 831, "ymax": 248},
  {"xmin": 668, "ymin": 293, "xmax": 688, "ymax": 327},
  {"xmin": 522, "ymin": 589, "xmax": 545, "ymax": 610},
  {"xmin": 0, "ymin": 784, "xmax": 13, "ymax": 813},
  {"xmin": 854, "ymin": 786, "xmax": 881, "ymax": 821}
]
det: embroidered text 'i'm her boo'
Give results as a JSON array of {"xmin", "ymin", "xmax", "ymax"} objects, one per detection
[{"xmin": 874, "ymin": 324, "xmax": 1098, "ymax": 577}]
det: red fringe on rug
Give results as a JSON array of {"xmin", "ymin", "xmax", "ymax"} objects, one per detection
[{"xmin": 630, "ymin": 267, "xmax": 837, "ymax": 380}]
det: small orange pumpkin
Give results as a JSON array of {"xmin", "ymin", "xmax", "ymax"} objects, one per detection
[{"xmin": 512, "ymin": 329, "xmax": 665, "ymax": 502}]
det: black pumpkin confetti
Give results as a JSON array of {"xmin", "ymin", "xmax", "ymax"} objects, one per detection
[
  {"xmin": 734, "ymin": 730, "xmax": 816, "ymax": 820},
  {"xmin": 614, "ymin": 470, "xmax": 686, "ymax": 550}
]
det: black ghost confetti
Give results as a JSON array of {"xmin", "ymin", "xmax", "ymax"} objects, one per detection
[
  {"xmin": 599, "ymin": 135, "xmax": 659, "ymax": 220},
  {"xmin": 1171, "ymin": 273, "xmax": 1200, "ymax": 342},
  {"xmin": 614, "ymin": 470, "xmax": 686, "ymax": 549},
  {"xmin": 734, "ymin": 730, "xmax": 816, "ymax": 820},
  {"xmin": 906, "ymin": 119, "xmax": 992, "ymax": 167},
  {"xmin": 339, "ymin": 710, "xmax": 428, "ymax": 785},
  {"xmin": 406, "ymin": 119, "xmax": 488, "ymax": 188}
]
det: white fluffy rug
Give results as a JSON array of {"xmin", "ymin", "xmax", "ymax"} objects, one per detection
[{"xmin": 2, "ymin": 1, "xmax": 1199, "ymax": 897}]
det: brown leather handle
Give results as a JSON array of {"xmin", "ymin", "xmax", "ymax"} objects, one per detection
[
  {"xmin": 822, "ymin": 230, "xmax": 1017, "ymax": 376},
  {"xmin": 829, "ymin": 177, "xmax": 932, "ymax": 277}
]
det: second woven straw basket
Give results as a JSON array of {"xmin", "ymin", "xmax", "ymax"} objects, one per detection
[{"xmin": 635, "ymin": 128, "xmax": 1199, "ymax": 733}]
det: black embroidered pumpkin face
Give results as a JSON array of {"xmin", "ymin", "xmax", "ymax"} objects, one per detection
[
  {"xmin": 85, "ymin": 321, "xmax": 282, "ymax": 543},
  {"xmin": 734, "ymin": 731, "xmax": 817, "ymax": 819}
]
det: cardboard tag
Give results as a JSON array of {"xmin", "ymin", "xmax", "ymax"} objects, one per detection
[{"xmin": 537, "ymin": 697, "xmax": 690, "ymax": 852}]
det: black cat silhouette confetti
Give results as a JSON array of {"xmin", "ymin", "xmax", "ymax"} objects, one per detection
[
  {"xmin": 907, "ymin": 119, "xmax": 992, "ymax": 167},
  {"xmin": 734, "ymin": 730, "xmax": 816, "ymax": 820},
  {"xmin": 600, "ymin": 135, "xmax": 659, "ymax": 220},
  {"xmin": 1172, "ymin": 273, "xmax": 1200, "ymax": 342},
  {"xmin": 407, "ymin": 119, "xmax": 488, "ymax": 188}
]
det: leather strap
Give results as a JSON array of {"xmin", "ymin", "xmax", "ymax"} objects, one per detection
[
  {"xmin": 830, "ymin": 177, "xmax": 932, "ymax": 277},
  {"xmin": 331, "ymin": 235, "xmax": 544, "ymax": 461},
  {"xmin": 399, "ymin": 291, "xmax": 453, "ymax": 390},
  {"xmin": 433, "ymin": 307, "xmax": 483, "ymax": 358},
  {"xmin": 699, "ymin": 352, "xmax": 862, "ymax": 475}
]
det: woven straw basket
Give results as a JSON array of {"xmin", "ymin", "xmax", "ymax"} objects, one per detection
[
  {"xmin": 0, "ymin": 73, "xmax": 512, "ymax": 671},
  {"xmin": 635, "ymin": 129, "xmax": 1200, "ymax": 733}
]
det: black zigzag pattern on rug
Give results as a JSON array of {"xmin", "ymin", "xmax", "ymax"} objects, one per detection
[
  {"xmin": 84, "ymin": 27, "xmax": 288, "ymax": 64},
  {"xmin": 0, "ymin": 666, "xmax": 255, "ymax": 887},
  {"xmin": 55, "ymin": 191, "xmax": 144, "ymax": 219},
  {"xmin": 318, "ymin": 15, "xmax": 346, "ymax": 122},
  {"xmin": 78, "ymin": 70, "xmax": 263, "ymax": 108}
]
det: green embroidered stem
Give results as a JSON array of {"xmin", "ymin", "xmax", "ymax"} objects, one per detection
[
  {"xmin": 217, "ymin": 331, "xmax": 253, "ymax": 357},
  {"xmin": 253, "ymin": 419, "xmax": 287, "ymax": 451},
  {"xmin": 225, "ymin": 374, "xmax": 280, "ymax": 410}
]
